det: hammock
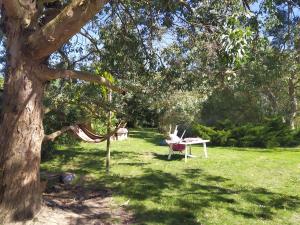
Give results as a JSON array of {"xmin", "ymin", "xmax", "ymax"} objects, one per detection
[
  {"xmin": 78, "ymin": 124, "xmax": 103, "ymax": 139},
  {"xmin": 70, "ymin": 123, "xmax": 123, "ymax": 143}
]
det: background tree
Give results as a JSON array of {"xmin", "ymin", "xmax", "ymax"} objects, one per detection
[{"xmin": 258, "ymin": 0, "xmax": 300, "ymax": 128}]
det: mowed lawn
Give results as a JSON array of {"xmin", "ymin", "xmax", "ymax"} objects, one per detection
[{"xmin": 41, "ymin": 129, "xmax": 300, "ymax": 225}]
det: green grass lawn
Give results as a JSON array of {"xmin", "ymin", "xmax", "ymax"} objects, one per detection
[{"xmin": 41, "ymin": 129, "xmax": 300, "ymax": 225}]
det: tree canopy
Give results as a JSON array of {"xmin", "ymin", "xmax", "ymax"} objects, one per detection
[{"xmin": 1, "ymin": 0, "xmax": 300, "ymax": 223}]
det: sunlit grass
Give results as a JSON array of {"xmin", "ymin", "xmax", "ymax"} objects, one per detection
[{"xmin": 41, "ymin": 128, "xmax": 300, "ymax": 225}]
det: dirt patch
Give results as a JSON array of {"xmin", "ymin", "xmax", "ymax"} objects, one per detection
[{"xmin": 22, "ymin": 180, "xmax": 134, "ymax": 225}]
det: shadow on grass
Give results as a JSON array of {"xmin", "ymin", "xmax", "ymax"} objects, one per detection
[
  {"xmin": 41, "ymin": 147, "xmax": 142, "ymax": 174},
  {"xmin": 117, "ymin": 162, "xmax": 150, "ymax": 166},
  {"xmin": 128, "ymin": 204, "xmax": 198, "ymax": 225},
  {"xmin": 152, "ymin": 152, "xmax": 185, "ymax": 161},
  {"xmin": 227, "ymin": 187, "xmax": 300, "ymax": 219},
  {"xmin": 101, "ymin": 168, "xmax": 201, "ymax": 225},
  {"xmin": 105, "ymin": 168, "xmax": 300, "ymax": 224},
  {"xmin": 152, "ymin": 152, "xmax": 207, "ymax": 162}
]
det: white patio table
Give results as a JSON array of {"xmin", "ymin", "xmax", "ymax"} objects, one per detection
[{"xmin": 166, "ymin": 138, "xmax": 209, "ymax": 162}]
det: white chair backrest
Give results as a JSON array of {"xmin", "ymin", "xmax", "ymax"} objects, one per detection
[
  {"xmin": 180, "ymin": 130, "xmax": 186, "ymax": 139},
  {"xmin": 173, "ymin": 125, "xmax": 178, "ymax": 136},
  {"xmin": 169, "ymin": 133, "xmax": 181, "ymax": 142}
]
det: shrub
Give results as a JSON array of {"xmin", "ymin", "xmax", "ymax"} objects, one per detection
[
  {"xmin": 212, "ymin": 130, "xmax": 231, "ymax": 146},
  {"xmin": 262, "ymin": 118, "xmax": 296, "ymax": 147},
  {"xmin": 192, "ymin": 118, "xmax": 300, "ymax": 148},
  {"xmin": 291, "ymin": 129, "xmax": 300, "ymax": 145},
  {"xmin": 215, "ymin": 119, "xmax": 235, "ymax": 130},
  {"xmin": 192, "ymin": 124, "xmax": 231, "ymax": 146},
  {"xmin": 227, "ymin": 138, "xmax": 238, "ymax": 146},
  {"xmin": 192, "ymin": 124, "xmax": 216, "ymax": 141}
]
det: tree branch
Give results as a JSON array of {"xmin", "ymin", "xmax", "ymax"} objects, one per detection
[
  {"xmin": 72, "ymin": 51, "xmax": 94, "ymax": 66},
  {"xmin": 40, "ymin": 66, "xmax": 126, "ymax": 94},
  {"xmin": 43, "ymin": 124, "xmax": 75, "ymax": 142},
  {"xmin": 58, "ymin": 48, "xmax": 72, "ymax": 69},
  {"xmin": 25, "ymin": 0, "xmax": 110, "ymax": 59},
  {"xmin": 79, "ymin": 29, "xmax": 101, "ymax": 53}
]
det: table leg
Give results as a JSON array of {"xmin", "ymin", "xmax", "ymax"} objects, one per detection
[
  {"xmin": 203, "ymin": 143, "xmax": 208, "ymax": 158},
  {"xmin": 185, "ymin": 146, "xmax": 188, "ymax": 163},
  {"xmin": 189, "ymin": 145, "xmax": 192, "ymax": 155},
  {"xmin": 168, "ymin": 145, "xmax": 172, "ymax": 160}
]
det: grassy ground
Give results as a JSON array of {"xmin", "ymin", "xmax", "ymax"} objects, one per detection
[{"xmin": 41, "ymin": 129, "xmax": 300, "ymax": 225}]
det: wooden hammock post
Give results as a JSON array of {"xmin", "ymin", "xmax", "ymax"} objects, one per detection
[{"xmin": 106, "ymin": 90, "xmax": 112, "ymax": 174}]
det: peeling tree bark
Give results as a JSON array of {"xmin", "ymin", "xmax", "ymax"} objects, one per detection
[
  {"xmin": 0, "ymin": 65, "xmax": 45, "ymax": 222},
  {"xmin": 0, "ymin": 19, "xmax": 45, "ymax": 222}
]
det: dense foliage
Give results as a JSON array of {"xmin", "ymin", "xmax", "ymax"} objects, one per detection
[{"xmin": 192, "ymin": 118, "xmax": 300, "ymax": 148}]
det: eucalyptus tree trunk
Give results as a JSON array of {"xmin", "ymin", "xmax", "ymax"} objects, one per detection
[
  {"xmin": 286, "ymin": 2, "xmax": 298, "ymax": 130},
  {"xmin": 0, "ymin": 19, "xmax": 45, "ymax": 222},
  {"xmin": 287, "ymin": 74, "xmax": 298, "ymax": 129}
]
